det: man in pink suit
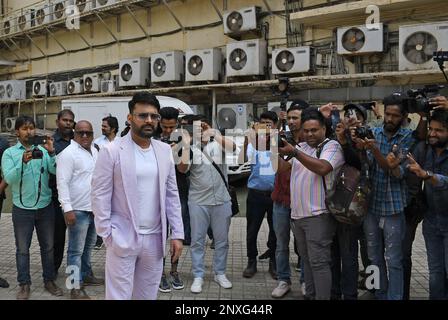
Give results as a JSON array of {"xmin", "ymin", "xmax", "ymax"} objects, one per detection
[{"xmin": 91, "ymin": 92, "xmax": 184, "ymax": 300}]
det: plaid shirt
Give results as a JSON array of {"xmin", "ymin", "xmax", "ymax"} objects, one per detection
[{"xmin": 367, "ymin": 126, "xmax": 415, "ymax": 216}]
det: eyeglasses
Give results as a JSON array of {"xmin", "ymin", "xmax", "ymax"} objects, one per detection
[
  {"xmin": 75, "ymin": 131, "xmax": 94, "ymax": 137},
  {"xmin": 132, "ymin": 112, "xmax": 161, "ymax": 121}
]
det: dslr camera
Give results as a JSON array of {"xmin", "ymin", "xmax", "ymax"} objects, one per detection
[
  {"xmin": 354, "ymin": 126, "xmax": 374, "ymax": 140},
  {"xmin": 30, "ymin": 135, "xmax": 47, "ymax": 159},
  {"xmin": 403, "ymin": 85, "xmax": 444, "ymax": 114},
  {"xmin": 278, "ymin": 131, "xmax": 296, "ymax": 147}
]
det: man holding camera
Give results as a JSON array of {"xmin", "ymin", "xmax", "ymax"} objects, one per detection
[
  {"xmin": 240, "ymin": 111, "xmax": 278, "ymax": 280},
  {"xmin": 389, "ymin": 108, "xmax": 448, "ymax": 300},
  {"xmin": 156, "ymin": 106, "xmax": 187, "ymax": 293},
  {"xmin": 177, "ymin": 115, "xmax": 236, "ymax": 294},
  {"xmin": 1, "ymin": 115, "xmax": 63, "ymax": 300},
  {"xmin": 278, "ymin": 108, "xmax": 344, "ymax": 300}
]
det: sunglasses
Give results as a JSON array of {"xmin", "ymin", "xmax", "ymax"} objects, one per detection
[
  {"xmin": 75, "ymin": 131, "xmax": 94, "ymax": 137},
  {"xmin": 133, "ymin": 112, "xmax": 161, "ymax": 121}
]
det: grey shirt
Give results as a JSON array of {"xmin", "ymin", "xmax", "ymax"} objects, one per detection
[{"xmin": 186, "ymin": 140, "xmax": 231, "ymax": 206}]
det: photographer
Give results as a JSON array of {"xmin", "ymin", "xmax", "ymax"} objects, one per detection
[
  {"xmin": 362, "ymin": 93, "xmax": 416, "ymax": 300},
  {"xmin": 240, "ymin": 111, "xmax": 278, "ymax": 280},
  {"xmin": 270, "ymin": 100, "xmax": 309, "ymax": 298},
  {"xmin": 389, "ymin": 109, "xmax": 448, "ymax": 300},
  {"xmin": 1, "ymin": 115, "xmax": 63, "ymax": 300},
  {"xmin": 177, "ymin": 115, "xmax": 237, "ymax": 294},
  {"xmin": 156, "ymin": 106, "xmax": 187, "ymax": 293},
  {"xmin": 278, "ymin": 108, "xmax": 345, "ymax": 300},
  {"xmin": 331, "ymin": 103, "xmax": 370, "ymax": 300}
]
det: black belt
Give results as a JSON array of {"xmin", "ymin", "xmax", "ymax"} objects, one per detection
[{"xmin": 249, "ymin": 188, "xmax": 273, "ymax": 197}]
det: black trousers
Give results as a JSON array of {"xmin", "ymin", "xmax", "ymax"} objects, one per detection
[
  {"xmin": 246, "ymin": 188, "xmax": 276, "ymax": 260},
  {"xmin": 52, "ymin": 198, "xmax": 66, "ymax": 274}
]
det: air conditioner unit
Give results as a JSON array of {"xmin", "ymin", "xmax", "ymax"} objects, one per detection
[
  {"xmin": 35, "ymin": 2, "xmax": 53, "ymax": 26},
  {"xmin": 17, "ymin": 9, "xmax": 34, "ymax": 31},
  {"xmin": 94, "ymin": 0, "xmax": 117, "ymax": 9},
  {"xmin": 101, "ymin": 80, "xmax": 116, "ymax": 93},
  {"xmin": 399, "ymin": 21, "xmax": 448, "ymax": 71},
  {"xmin": 119, "ymin": 57, "xmax": 150, "ymax": 87},
  {"xmin": 73, "ymin": 0, "xmax": 93, "ymax": 14},
  {"xmin": 185, "ymin": 48, "xmax": 222, "ymax": 82},
  {"xmin": 83, "ymin": 73, "xmax": 101, "ymax": 93},
  {"xmin": 67, "ymin": 78, "xmax": 84, "ymax": 94},
  {"xmin": 5, "ymin": 117, "xmax": 17, "ymax": 131},
  {"xmin": 226, "ymin": 39, "xmax": 267, "ymax": 77},
  {"xmin": 53, "ymin": 0, "xmax": 68, "ymax": 20},
  {"xmin": 272, "ymin": 46, "xmax": 313, "ymax": 75},
  {"xmin": 151, "ymin": 51, "xmax": 184, "ymax": 83},
  {"xmin": 337, "ymin": 23, "xmax": 385, "ymax": 55},
  {"xmin": 32, "ymin": 80, "xmax": 51, "ymax": 97},
  {"xmin": 216, "ymin": 103, "xmax": 254, "ymax": 131},
  {"xmin": 2, "ymin": 80, "xmax": 26, "ymax": 101},
  {"xmin": 267, "ymin": 101, "xmax": 293, "ymax": 116},
  {"xmin": 2, "ymin": 15, "xmax": 17, "ymax": 35},
  {"xmin": 223, "ymin": 6, "xmax": 261, "ymax": 38},
  {"xmin": 50, "ymin": 81, "xmax": 67, "ymax": 96}
]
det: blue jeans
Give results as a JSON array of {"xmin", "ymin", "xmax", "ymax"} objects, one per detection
[
  {"xmin": 12, "ymin": 204, "xmax": 55, "ymax": 285},
  {"xmin": 66, "ymin": 211, "xmax": 97, "ymax": 284},
  {"xmin": 189, "ymin": 201, "xmax": 232, "ymax": 278},
  {"xmin": 364, "ymin": 213, "xmax": 405, "ymax": 300},
  {"xmin": 272, "ymin": 202, "xmax": 291, "ymax": 283},
  {"xmin": 422, "ymin": 218, "xmax": 448, "ymax": 300}
]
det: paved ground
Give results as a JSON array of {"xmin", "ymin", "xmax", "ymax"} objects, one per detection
[{"xmin": 0, "ymin": 212, "xmax": 430, "ymax": 300}]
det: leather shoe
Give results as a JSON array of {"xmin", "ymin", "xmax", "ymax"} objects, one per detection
[
  {"xmin": 71, "ymin": 288, "xmax": 91, "ymax": 300},
  {"xmin": 17, "ymin": 284, "xmax": 30, "ymax": 300},
  {"xmin": 258, "ymin": 249, "xmax": 271, "ymax": 260},
  {"xmin": 242, "ymin": 259, "xmax": 257, "ymax": 278},
  {"xmin": 0, "ymin": 277, "xmax": 9, "ymax": 288},
  {"xmin": 84, "ymin": 274, "xmax": 105, "ymax": 286},
  {"xmin": 44, "ymin": 280, "xmax": 63, "ymax": 296},
  {"xmin": 268, "ymin": 260, "xmax": 278, "ymax": 280}
]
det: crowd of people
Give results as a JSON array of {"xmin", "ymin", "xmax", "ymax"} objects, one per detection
[{"xmin": 0, "ymin": 91, "xmax": 448, "ymax": 300}]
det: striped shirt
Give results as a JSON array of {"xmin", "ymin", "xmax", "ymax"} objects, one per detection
[{"xmin": 290, "ymin": 140, "xmax": 344, "ymax": 220}]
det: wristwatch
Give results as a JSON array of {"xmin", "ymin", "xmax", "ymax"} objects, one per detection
[{"xmin": 424, "ymin": 170, "xmax": 434, "ymax": 180}]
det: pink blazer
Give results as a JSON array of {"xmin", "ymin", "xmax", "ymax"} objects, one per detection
[{"xmin": 91, "ymin": 132, "xmax": 184, "ymax": 257}]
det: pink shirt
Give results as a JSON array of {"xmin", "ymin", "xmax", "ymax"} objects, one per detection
[{"xmin": 290, "ymin": 140, "xmax": 344, "ymax": 220}]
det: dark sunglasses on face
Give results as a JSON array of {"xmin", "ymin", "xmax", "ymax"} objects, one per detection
[
  {"xmin": 75, "ymin": 131, "xmax": 94, "ymax": 137},
  {"xmin": 133, "ymin": 112, "xmax": 161, "ymax": 121}
]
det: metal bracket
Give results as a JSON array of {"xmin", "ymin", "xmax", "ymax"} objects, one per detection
[
  {"xmin": 1, "ymin": 40, "xmax": 23, "ymax": 61},
  {"xmin": 8, "ymin": 38, "xmax": 30, "ymax": 60},
  {"xmin": 208, "ymin": 0, "xmax": 223, "ymax": 21},
  {"xmin": 95, "ymin": 12, "xmax": 119, "ymax": 42},
  {"xmin": 45, "ymin": 27, "xmax": 67, "ymax": 53},
  {"xmin": 124, "ymin": 4, "xmax": 151, "ymax": 40},
  {"xmin": 162, "ymin": 0, "xmax": 185, "ymax": 32},
  {"xmin": 25, "ymin": 33, "xmax": 47, "ymax": 58},
  {"xmin": 73, "ymin": 28, "xmax": 92, "ymax": 50}
]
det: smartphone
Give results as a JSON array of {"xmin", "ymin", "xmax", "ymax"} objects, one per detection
[
  {"xmin": 31, "ymin": 135, "xmax": 47, "ymax": 146},
  {"xmin": 330, "ymin": 110, "xmax": 341, "ymax": 131}
]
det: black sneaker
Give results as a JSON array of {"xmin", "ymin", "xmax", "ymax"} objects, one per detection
[
  {"xmin": 94, "ymin": 237, "xmax": 103, "ymax": 250},
  {"xmin": 258, "ymin": 249, "xmax": 271, "ymax": 260},
  {"xmin": 159, "ymin": 274, "xmax": 171, "ymax": 293},
  {"xmin": 170, "ymin": 271, "xmax": 184, "ymax": 290},
  {"xmin": 0, "ymin": 277, "xmax": 9, "ymax": 288}
]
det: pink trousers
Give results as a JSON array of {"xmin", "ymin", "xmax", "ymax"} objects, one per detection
[{"xmin": 105, "ymin": 233, "xmax": 163, "ymax": 300}]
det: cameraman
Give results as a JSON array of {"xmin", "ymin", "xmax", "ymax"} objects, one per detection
[
  {"xmin": 156, "ymin": 107, "xmax": 187, "ymax": 293},
  {"xmin": 362, "ymin": 93, "xmax": 417, "ymax": 300},
  {"xmin": 1, "ymin": 115, "xmax": 63, "ymax": 300},
  {"xmin": 389, "ymin": 109, "xmax": 448, "ymax": 300},
  {"xmin": 240, "ymin": 111, "xmax": 278, "ymax": 280}
]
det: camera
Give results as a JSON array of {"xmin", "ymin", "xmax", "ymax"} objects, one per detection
[
  {"xmin": 278, "ymin": 131, "xmax": 296, "ymax": 148},
  {"xmin": 31, "ymin": 135, "xmax": 47, "ymax": 146},
  {"xmin": 31, "ymin": 147, "xmax": 43, "ymax": 159},
  {"xmin": 403, "ymin": 85, "xmax": 445, "ymax": 114},
  {"xmin": 354, "ymin": 126, "xmax": 374, "ymax": 140}
]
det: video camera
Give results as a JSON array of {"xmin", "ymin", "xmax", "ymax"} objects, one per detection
[
  {"xmin": 160, "ymin": 125, "xmax": 194, "ymax": 145},
  {"xmin": 403, "ymin": 85, "xmax": 445, "ymax": 114},
  {"xmin": 274, "ymin": 77, "xmax": 294, "ymax": 148}
]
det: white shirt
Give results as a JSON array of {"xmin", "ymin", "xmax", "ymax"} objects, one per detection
[
  {"xmin": 56, "ymin": 140, "xmax": 98, "ymax": 213},
  {"xmin": 93, "ymin": 135, "xmax": 114, "ymax": 149},
  {"xmin": 134, "ymin": 142, "xmax": 161, "ymax": 235}
]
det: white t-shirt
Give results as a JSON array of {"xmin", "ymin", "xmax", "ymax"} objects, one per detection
[{"xmin": 133, "ymin": 142, "xmax": 161, "ymax": 235}]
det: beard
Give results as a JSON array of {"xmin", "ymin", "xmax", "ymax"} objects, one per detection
[
  {"xmin": 429, "ymin": 137, "xmax": 448, "ymax": 149},
  {"xmin": 135, "ymin": 124, "xmax": 155, "ymax": 139}
]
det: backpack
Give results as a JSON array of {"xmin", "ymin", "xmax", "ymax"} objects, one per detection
[{"xmin": 316, "ymin": 139, "xmax": 367, "ymax": 225}]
